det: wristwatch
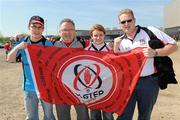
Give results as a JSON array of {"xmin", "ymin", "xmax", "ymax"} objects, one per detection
[{"xmin": 154, "ymin": 49, "xmax": 158, "ymax": 57}]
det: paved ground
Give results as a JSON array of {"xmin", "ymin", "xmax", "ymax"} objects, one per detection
[{"xmin": 0, "ymin": 42, "xmax": 180, "ymax": 120}]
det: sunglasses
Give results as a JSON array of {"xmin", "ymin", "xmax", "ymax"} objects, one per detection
[{"xmin": 120, "ymin": 19, "xmax": 133, "ymax": 24}]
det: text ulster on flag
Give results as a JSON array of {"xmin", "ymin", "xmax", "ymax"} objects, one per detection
[{"xmin": 26, "ymin": 45, "xmax": 146, "ymax": 116}]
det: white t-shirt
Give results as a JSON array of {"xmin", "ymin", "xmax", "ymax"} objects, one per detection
[{"xmin": 119, "ymin": 26, "xmax": 176, "ymax": 77}]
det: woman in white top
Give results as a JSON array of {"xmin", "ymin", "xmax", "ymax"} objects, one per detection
[{"xmin": 87, "ymin": 24, "xmax": 113, "ymax": 120}]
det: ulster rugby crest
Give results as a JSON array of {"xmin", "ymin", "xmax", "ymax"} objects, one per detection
[{"xmin": 57, "ymin": 55, "xmax": 117, "ymax": 105}]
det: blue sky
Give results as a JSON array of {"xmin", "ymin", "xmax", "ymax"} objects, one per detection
[{"xmin": 0, "ymin": 0, "xmax": 172, "ymax": 37}]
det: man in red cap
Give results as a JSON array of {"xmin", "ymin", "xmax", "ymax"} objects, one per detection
[{"xmin": 7, "ymin": 15, "xmax": 55, "ymax": 120}]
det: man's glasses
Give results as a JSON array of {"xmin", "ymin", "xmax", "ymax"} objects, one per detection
[
  {"xmin": 30, "ymin": 25, "xmax": 44, "ymax": 30},
  {"xmin": 120, "ymin": 19, "xmax": 133, "ymax": 24},
  {"xmin": 60, "ymin": 29, "xmax": 75, "ymax": 32}
]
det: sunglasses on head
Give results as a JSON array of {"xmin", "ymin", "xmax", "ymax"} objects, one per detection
[{"xmin": 120, "ymin": 19, "xmax": 133, "ymax": 24}]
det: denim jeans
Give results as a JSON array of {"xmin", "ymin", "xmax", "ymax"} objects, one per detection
[
  {"xmin": 24, "ymin": 91, "xmax": 55, "ymax": 120},
  {"xmin": 55, "ymin": 103, "xmax": 89, "ymax": 120},
  {"xmin": 117, "ymin": 75, "xmax": 159, "ymax": 120},
  {"xmin": 90, "ymin": 109, "xmax": 113, "ymax": 120}
]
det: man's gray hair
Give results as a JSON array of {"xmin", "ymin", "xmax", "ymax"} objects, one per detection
[{"xmin": 59, "ymin": 18, "xmax": 75, "ymax": 28}]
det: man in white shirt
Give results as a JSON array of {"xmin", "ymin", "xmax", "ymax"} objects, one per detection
[{"xmin": 114, "ymin": 8, "xmax": 178, "ymax": 120}]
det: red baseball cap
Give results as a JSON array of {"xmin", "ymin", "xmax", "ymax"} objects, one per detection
[{"xmin": 29, "ymin": 16, "xmax": 44, "ymax": 26}]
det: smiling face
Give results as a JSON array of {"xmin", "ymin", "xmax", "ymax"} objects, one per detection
[
  {"xmin": 91, "ymin": 30, "xmax": 105, "ymax": 45},
  {"xmin": 28, "ymin": 23, "xmax": 44, "ymax": 41},
  {"xmin": 90, "ymin": 24, "xmax": 106, "ymax": 45},
  {"xmin": 59, "ymin": 22, "xmax": 76, "ymax": 43},
  {"xmin": 119, "ymin": 13, "xmax": 136, "ymax": 35}
]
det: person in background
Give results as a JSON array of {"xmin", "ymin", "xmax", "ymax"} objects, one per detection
[
  {"xmin": 7, "ymin": 15, "xmax": 56, "ymax": 120},
  {"xmin": 54, "ymin": 18, "xmax": 90, "ymax": 120},
  {"xmin": 46, "ymin": 35, "xmax": 54, "ymax": 42},
  {"xmin": 86, "ymin": 24, "xmax": 114, "ymax": 120},
  {"xmin": 4, "ymin": 41, "xmax": 12, "ymax": 61},
  {"xmin": 114, "ymin": 8, "xmax": 178, "ymax": 120}
]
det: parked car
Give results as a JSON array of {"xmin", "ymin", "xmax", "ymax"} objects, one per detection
[{"xmin": 0, "ymin": 43, "xmax": 4, "ymax": 48}]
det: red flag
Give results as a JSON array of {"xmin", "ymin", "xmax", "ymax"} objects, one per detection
[{"xmin": 26, "ymin": 45, "xmax": 146, "ymax": 116}]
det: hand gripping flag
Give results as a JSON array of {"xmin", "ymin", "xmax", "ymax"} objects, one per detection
[{"xmin": 26, "ymin": 45, "xmax": 146, "ymax": 116}]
